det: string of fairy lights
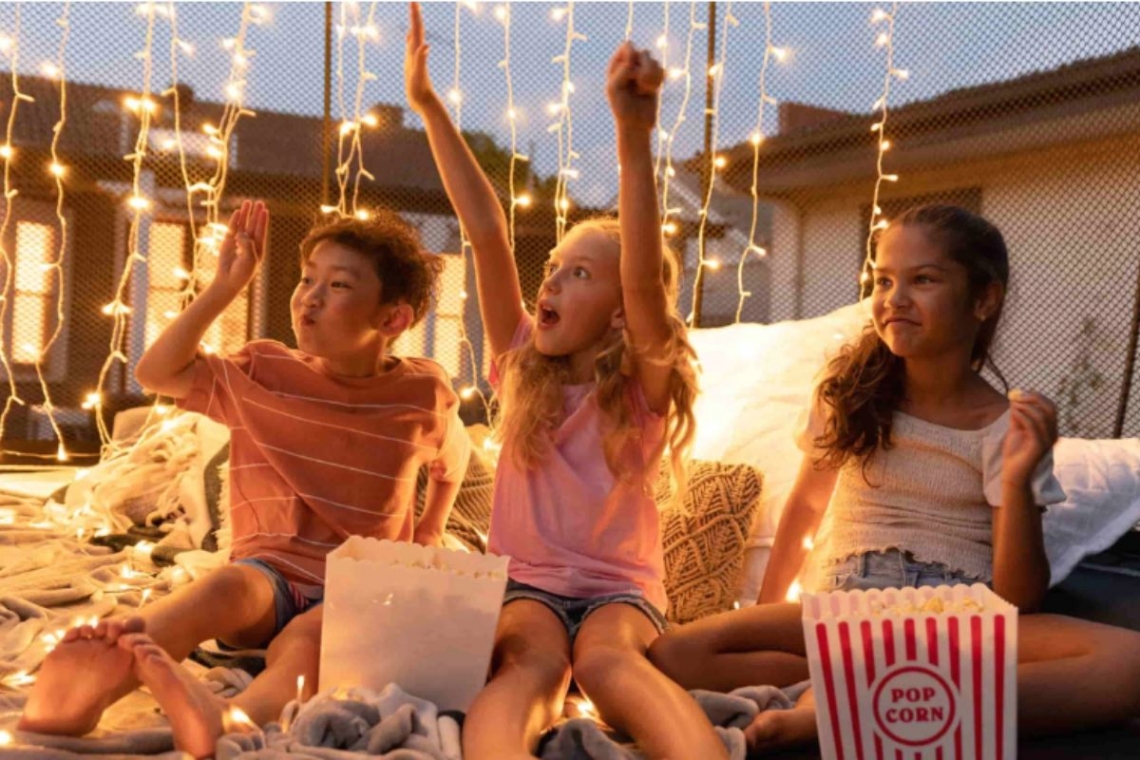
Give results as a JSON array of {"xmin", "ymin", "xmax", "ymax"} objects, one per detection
[
  {"xmin": 0, "ymin": 2, "xmax": 916, "ymax": 462},
  {"xmin": 863, "ymin": 2, "xmax": 906, "ymax": 288},
  {"xmin": 0, "ymin": 6, "xmax": 32, "ymax": 453},
  {"xmin": 658, "ymin": 0, "xmax": 700, "ymax": 241},
  {"xmin": 690, "ymin": 1, "xmax": 735, "ymax": 324},
  {"xmin": 734, "ymin": 1, "xmax": 782, "ymax": 324},
  {"xmin": 549, "ymin": 2, "xmax": 584, "ymax": 243}
]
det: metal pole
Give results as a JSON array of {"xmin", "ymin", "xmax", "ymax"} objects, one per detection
[
  {"xmin": 691, "ymin": 1, "xmax": 716, "ymax": 329},
  {"xmin": 321, "ymin": 2, "xmax": 333, "ymax": 208},
  {"xmin": 1114, "ymin": 255, "xmax": 1140, "ymax": 437}
]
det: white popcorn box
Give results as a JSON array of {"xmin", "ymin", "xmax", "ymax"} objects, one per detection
[
  {"xmin": 802, "ymin": 584, "xmax": 1018, "ymax": 760},
  {"xmin": 319, "ymin": 535, "xmax": 510, "ymax": 712}
]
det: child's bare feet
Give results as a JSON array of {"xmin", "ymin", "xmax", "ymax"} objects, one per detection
[
  {"xmin": 744, "ymin": 705, "xmax": 819, "ymax": 753},
  {"xmin": 18, "ymin": 616, "xmax": 146, "ymax": 735},
  {"xmin": 122, "ymin": 632, "xmax": 231, "ymax": 760}
]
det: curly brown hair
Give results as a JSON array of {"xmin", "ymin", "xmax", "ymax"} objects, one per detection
[
  {"xmin": 299, "ymin": 210, "xmax": 444, "ymax": 326},
  {"xmin": 815, "ymin": 204, "xmax": 1010, "ymax": 475}
]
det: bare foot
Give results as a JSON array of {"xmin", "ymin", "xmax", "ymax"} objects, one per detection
[
  {"xmin": 744, "ymin": 706, "xmax": 819, "ymax": 753},
  {"xmin": 122, "ymin": 632, "xmax": 232, "ymax": 760},
  {"xmin": 18, "ymin": 617, "xmax": 146, "ymax": 735}
]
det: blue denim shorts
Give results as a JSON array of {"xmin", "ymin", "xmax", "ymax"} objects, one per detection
[
  {"xmin": 227, "ymin": 558, "xmax": 323, "ymax": 649},
  {"xmin": 821, "ymin": 549, "xmax": 988, "ymax": 593},
  {"xmin": 503, "ymin": 580, "xmax": 668, "ymax": 644}
]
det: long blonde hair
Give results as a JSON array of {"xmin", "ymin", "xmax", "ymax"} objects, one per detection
[{"xmin": 493, "ymin": 218, "xmax": 698, "ymax": 499}]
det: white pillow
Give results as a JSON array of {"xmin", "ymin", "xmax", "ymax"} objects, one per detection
[
  {"xmin": 690, "ymin": 301, "xmax": 870, "ymax": 548},
  {"xmin": 1045, "ymin": 437, "xmax": 1140, "ymax": 585},
  {"xmin": 691, "ymin": 302, "xmax": 1140, "ymax": 601}
]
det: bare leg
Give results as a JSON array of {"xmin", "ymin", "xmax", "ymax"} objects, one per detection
[
  {"xmin": 19, "ymin": 564, "xmax": 277, "ymax": 735},
  {"xmin": 648, "ymin": 602, "xmax": 808, "ymax": 692},
  {"xmin": 120, "ymin": 605, "xmax": 323, "ymax": 759},
  {"xmin": 1016, "ymin": 614, "xmax": 1140, "ymax": 734},
  {"xmin": 463, "ymin": 601, "xmax": 573, "ymax": 760},
  {"xmin": 745, "ymin": 613, "xmax": 1140, "ymax": 752},
  {"xmin": 574, "ymin": 603, "xmax": 728, "ymax": 760}
]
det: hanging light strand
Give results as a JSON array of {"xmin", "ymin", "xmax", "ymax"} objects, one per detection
[
  {"xmin": 862, "ymin": 2, "xmax": 902, "ymax": 289},
  {"xmin": 549, "ymin": 2, "xmax": 583, "ymax": 242},
  {"xmin": 659, "ymin": 1, "xmax": 701, "ymax": 237},
  {"xmin": 348, "ymin": 2, "xmax": 380, "ymax": 216},
  {"xmin": 0, "ymin": 7, "xmax": 34, "ymax": 450},
  {"xmin": 652, "ymin": 1, "xmax": 670, "ymax": 179},
  {"xmin": 736, "ymin": 1, "xmax": 780, "ymax": 323},
  {"xmin": 30, "ymin": 2, "xmax": 74, "ymax": 461},
  {"xmin": 93, "ymin": 2, "xmax": 159, "ymax": 447},
  {"xmin": 447, "ymin": 2, "xmax": 488, "ymax": 414},
  {"xmin": 500, "ymin": 3, "xmax": 523, "ymax": 251},
  {"xmin": 624, "ymin": 1, "xmax": 634, "ymax": 41},
  {"xmin": 691, "ymin": 1, "xmax": 735, "ymax": 322}
]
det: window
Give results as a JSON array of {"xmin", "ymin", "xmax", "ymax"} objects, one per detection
[
  {"xmin": 146, "ymin": 223, "xmax": 187, "ymax": 348},
  {"xmin": 390, "ymin": 252, "xmax": 465, "ymax": 380},
  {"xmin": 11, "ymin": 222, "xmax": 53, "ymax": 364}
]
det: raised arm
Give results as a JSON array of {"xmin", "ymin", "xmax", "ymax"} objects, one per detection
[
  {"xmin": 991, "ymin": 390, "xmax": 1056, "ymax": 612},
  {"xmin": 606, "ymin": 43, "xmax": 674, "ymax": 414},
  {"xmin": 757, "ymin": 455, "xmax": 839, "ymax": 604},
  {"xmin": 134, "ymin": 201, "xmax": 267, "ymax": 398},
  {"xmin": 405, "ymin": 2, "xmax": 523, "ymax": 359}
]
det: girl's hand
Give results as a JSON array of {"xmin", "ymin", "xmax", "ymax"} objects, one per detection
[
  {"xmin": 405, "ymin": 3, "xmax": 437, "ymax": 115},
  {"xmin": 1001, "ymin": 390, "xmax": 1059, "ymax": 488},
  {"xmin": 606, "ymin": 41, "xmax": 664, "ymax": 134},
  {"xmin": 211, "ymin": 200, "xmax": 267, "ymax": 300},
  {"xmin": 413, "ymin": 526, "xmax": 445, "ymax": 548}
]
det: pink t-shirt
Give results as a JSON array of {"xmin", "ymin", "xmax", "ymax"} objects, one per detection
[
  {"xmin": 488, "ymin": 318, "xmax": 668, "ymax": 611},
  {"xmin": 177, "ymin": 340, "xmax": 469, "ymax": 589}
]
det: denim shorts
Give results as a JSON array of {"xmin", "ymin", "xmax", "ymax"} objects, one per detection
[
  {"xmin": 821, "ymin": 549, "xmax": 988, "ymax": 593},
  {"xmin": 227, "ymin": 558, "xmax": 323, "ymax": 649},
  {"xmin": 503, "ymin": 580, "xmax": 668, "ymax": 644}
]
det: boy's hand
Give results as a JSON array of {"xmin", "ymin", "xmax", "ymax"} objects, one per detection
[
  {"xmin": 1001, "ymin": 390, "xmax": 1058, "ymax": 489},
  {"xmin": 405, "ymin": 3, "xmax": 437, "ymax": 115},
  {"xmin": 212, "ymin": 200, "xmax": 267, "ymax": 300},
  {"xmin": 606, "ymin": 41, "xmax": 665, "ymax": 134}
]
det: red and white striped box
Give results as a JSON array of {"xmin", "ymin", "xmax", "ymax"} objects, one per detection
[{"xmin": 802, "ymin": 584, "xmax": 1018, "ymax": 760}]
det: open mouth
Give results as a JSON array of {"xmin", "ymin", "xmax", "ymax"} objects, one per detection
[{"xmin": 538, "ymin": 304, "xmax": 561, "ymax": 328}]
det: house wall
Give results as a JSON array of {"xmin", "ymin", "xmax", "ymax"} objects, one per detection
[{"xmin": 764, "ymin": 132, "xmax": 1140, "ymax": 436}]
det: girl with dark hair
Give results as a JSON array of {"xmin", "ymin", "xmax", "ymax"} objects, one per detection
[{"xmin": 649, "ymin": 205, "xmax": 1140, "ymax": 752}]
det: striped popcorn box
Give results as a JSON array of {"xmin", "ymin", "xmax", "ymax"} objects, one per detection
[{"xmin": 802, "ymin": 584, "xmax": 1018, "ymax": 760}]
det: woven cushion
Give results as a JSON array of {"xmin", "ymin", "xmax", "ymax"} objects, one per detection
[{"xmin": 657, "ymin": 461, "xmax": 764, "ymax": 624}]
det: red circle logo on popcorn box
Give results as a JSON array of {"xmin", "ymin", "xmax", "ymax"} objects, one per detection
[{"xmin": 872, "ymin": 665, "xmax": 958, "ymax": 746}]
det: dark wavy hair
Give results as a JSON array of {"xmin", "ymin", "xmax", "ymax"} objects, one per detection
[
  {"xmin": 814, "ymin": 204, "xmax": 1010, "ymax": 474},
  {"xmin": 300, "ymin": 210, "xmax": 443, "ymax": 326}
]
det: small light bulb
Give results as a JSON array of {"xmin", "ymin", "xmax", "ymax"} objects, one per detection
[{"xmin": 713, "ymin": 155, "xmax": 727, "ymax": 170}]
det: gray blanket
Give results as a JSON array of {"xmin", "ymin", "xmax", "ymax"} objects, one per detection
[{"xmin": 213, "ymin": 682, "xmax": 810, "ymax": 760}]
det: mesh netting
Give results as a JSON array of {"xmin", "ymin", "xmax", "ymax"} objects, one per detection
[{"xmin": 0, "ymin": 1, "xmax": 1136, "ymax": 460}]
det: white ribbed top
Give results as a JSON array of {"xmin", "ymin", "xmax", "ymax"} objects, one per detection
[{"xmin": 798, "ymin": 402, "xmax": 1065, "ymax": 581}]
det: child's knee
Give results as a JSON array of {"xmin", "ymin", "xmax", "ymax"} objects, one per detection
[
  {"xmin": 572, "ymin": 645, "xmax": 635, "ymax": 695},
  {"xmin": 647, "ymin": 631, "xmax": 695, "ymax": 681},
  {"xmin": 204, "ymin": 565, "xmax": 274, "ymax": 608},
  {"xmin": 496, "ymin": 636, "xmax": 572, "ymax": 689}
]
